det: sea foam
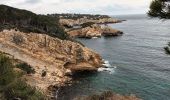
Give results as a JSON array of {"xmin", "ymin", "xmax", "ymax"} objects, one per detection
[{"xmin": 98, "ymin": 60, "xmax": 116, "ymax": 74}]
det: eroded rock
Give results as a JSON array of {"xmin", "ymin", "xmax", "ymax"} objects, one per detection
[
  {"xmin": 67, "ymin": 24, "xmax": 123, "ymax": 38},
  {"xmin": 0, "ymin": 29, "xmax": 103, "ymax": 93}
]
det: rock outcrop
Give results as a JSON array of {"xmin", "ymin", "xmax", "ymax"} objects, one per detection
[
  {"xmin": 68, "ymin": 24, "xmax": 102, "ymax": 38},
  {"xmin": 74, "ymin": 91, "xmax": 141, "ymax": 100},
  {"xmin": 102, "ymin": 26, "xmax": 123, "ymax": 36},
  {"xmin": 60, "ymin": 17, "xmax": 124, "ymax": 39},
  {"xmin": 0, "ymin": 30, "xmax": 103, "ymax": 93},
  {"xmin": 67, "ymin": 24, "xmax": 123, "ymax": 38},
  {"xmin": 60, "ymin": 17, "xmax": 122, "ymax": 27},
  {"xmin": 97, "ymin": 18, "xmax": 122, "ymax": 24}
]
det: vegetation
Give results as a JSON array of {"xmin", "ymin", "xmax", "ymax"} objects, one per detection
[
  {"xmin": 0, "ymin": 4, "xmax": 87, "ymax": 47},
  {"xmin": 85, "ymin": 91, "xmax": 114, "ymax": 100},
  {"xmin": 81, "ymin": 22, "xmax": 95, "ymax": 28},
  {"xmin": 148, "ymin": 0, "xmax": 170, "ymax": 54},
  {"xmin": 0, "ymin": 4, "xmax": 68, "ymax": 40},
  {"xmin": 16, "ymin": 63, "xmax": 35, "ymax": 74},
  {"xmin": 0, "ymin": 54, "xmax": 46, "ymax": 100},
  {"xmin": 0, "ymin": 54, "xmax": 15, "ymax": 86},
  {"xmin": 164, "ymin": 42, "xmax": 170, "ymax": 54},
  {"xmin": 148, "ymin": 0, "xmax": 170, "ymax": 19},
  {"xmin": 41, "ymin": 70, "xmax": 47, "ymax": 77},
  {"xmin": 12, "ymin": 34, "xmax": 24, "ymax": 45},
  {"xmin": 48, "ymin": 13, "xmax": 110, "ymax": 20},
  {"xmin": 74, "ymin": 91, "xmax": 140, "ymax": 100}
]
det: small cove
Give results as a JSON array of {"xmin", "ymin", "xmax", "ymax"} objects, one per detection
[{"xmin": 57, "ymin": 14, "xmax": 170, "ymax": 100}]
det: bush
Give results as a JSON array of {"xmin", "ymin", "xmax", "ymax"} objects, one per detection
[
  {"xmin": 74, "ymin": 91, "xmax": 140, "ymax": 100},
  {"xmin": 0, "ymin": 54, "xmax": 45, "ymax": 100},
  {"xmin": 81, "ymin": 22, "xmax": 95, "ymax": 28},
  {"xmin": 41, "ymin": 70, "xmax": 47, "ymax": 77},
  {"xmin": 4, "ymin": 79, "xmax": 45, "ymax": 100},
  {"xmin": 16, "ymin": 63, "xmax": 35, "ymax": 74},
  {"xmin": 12, "ymin": 34, "xmax": 24, "ymax": 45},
  {"xmin": 86, "ymin": 91, "xmax": 113, "ymax": 100},
  {"xmin": 0, "ymin": 54, "xmax": 15, "ymax": 86}
]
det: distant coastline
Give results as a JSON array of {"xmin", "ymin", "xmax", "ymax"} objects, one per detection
[{"xmin": 0, "ymin": 5, "xmax": 141, "ymax": 100}]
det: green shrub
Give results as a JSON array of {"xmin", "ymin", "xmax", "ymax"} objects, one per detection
[
  {"xmin": 0, "ymin": 54, "xmax": 46, "ymax": 100},
  {"xmin": 12, "ymin": 34, "xmax": 24, "ymax": 45},
  {"xmin": 4, "ymin": 79, "xmax": 45, "ymax": 100},
  {"xmin": 41, "ymin": 70, "xmax": 47, "ymax": 77},
  {"xmin": 86, "ymin": 91, "xmax": 113, "ymax": 100},
  {"xmin": 0, "ymin": 54, "xmax": 15, "ymax": 86},
  {"xmin": 81, "ymin": 22, "xmax": 95, "ymax": 28},
  {"xmin": 16, "ymin": 63, "xmax": 35, "ymax": 74}
]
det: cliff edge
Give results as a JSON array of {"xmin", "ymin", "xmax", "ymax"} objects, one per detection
[{"xmin": 0, "ymin": 30, "xmax": 103, "ymax": 94}]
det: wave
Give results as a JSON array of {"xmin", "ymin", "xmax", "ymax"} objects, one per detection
[
  {"xmin": 98, "ymin": 60, "xmax": 117, "ymax": 74},
  {"xmin": 92, "ymin": 37, "xmax": 99, "ymax": 39},
  {"xmin": 102, "ymin": 60, "xmax": 111, "ymax": 67},
  {"xmin": 55, "ymin": 88, "xmax": 60, "ymax": 100}
]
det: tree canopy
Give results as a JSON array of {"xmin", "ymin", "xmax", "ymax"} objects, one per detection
[
  {"xmin": 148, "ymin": 0, "xmax": 170, "ymax": 19},
  {"xmin": 148, "ymin": 0, "xmax": 170, "ymax": 55},
  {"xmin": 0, "ymin": 5, "xmax": 68, "ymax": 40}
]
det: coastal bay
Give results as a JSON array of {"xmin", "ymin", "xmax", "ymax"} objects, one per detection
[{"xmin": 56, "ymin": 15, "xmax": 170, "ymax": 100}]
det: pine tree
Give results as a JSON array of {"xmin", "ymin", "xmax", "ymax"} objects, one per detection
[{"xmin": 148, "ymin": 0, "xmax": 170, "ymax": 54}]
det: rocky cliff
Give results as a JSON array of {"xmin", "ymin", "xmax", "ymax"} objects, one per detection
[
  {"xmin": 67, "ymin": 24, "xmax": 123, "ymax": 38},
  {"xmin": 60, "ymin": 17, "xmax": 122, "ymax": 27},
  {"xmin": 60, "ymin": 17, "xmax": 124, "ymax": 38},
  {"xmin": 0, "ymin": 30, "xmax": 103, "ymax": 94}
]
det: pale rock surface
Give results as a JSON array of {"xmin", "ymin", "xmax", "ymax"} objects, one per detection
[{"xmin": 0, "ymin": 30, "xmax": 103, "ymax": 93}]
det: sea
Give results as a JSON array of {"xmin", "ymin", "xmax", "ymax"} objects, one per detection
[{"xmin": 57, "ymin": 14, "xmax": 170, "ymax": 100}]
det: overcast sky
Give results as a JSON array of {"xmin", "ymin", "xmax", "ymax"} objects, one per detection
[{"xmin": 0, "ymin": 0, "xmax": 152, "ymax": 15}]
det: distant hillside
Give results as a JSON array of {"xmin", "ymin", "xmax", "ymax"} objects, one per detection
[
  {"xmin": 0, "ymin": 5, "xmax": 68, "ymax": 39},
  {"xmin": 48, "ymin": 13, "xmax": 110, "ymax": 20}
]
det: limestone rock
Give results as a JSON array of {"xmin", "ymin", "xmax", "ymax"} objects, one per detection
[
  {"xmin": 60, "ymin": 17, "xmax": 122, "ymax": 27},
  {"xmin": 67, "ymin": 24, "xmax": 123, "ymax": 38},
  {"xmin": 102, "ymin": 26, "xmax": 123, "ymax": 36},
  {"xmin": 0, "ymin": 29, "xmax": 103, "ymax": 93}
]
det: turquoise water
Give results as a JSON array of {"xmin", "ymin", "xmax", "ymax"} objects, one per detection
[{"xmin": 57, "ymin": 15, "xmax": 170, "ymax": 100}]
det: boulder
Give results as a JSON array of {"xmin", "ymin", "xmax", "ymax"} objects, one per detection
[{"xmin": 102, "ymin": 26, "xmax": 123, "ymax": 36}]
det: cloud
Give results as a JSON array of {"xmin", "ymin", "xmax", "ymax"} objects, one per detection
[
  {"xmin": 0, "ymin": 0, "xmax": 152, "ymax": 15},
  {"xmin": 25, "ymin": 0, "xmax": 41, "ymax": 4}
]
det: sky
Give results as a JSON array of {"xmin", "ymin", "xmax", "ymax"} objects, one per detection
[{"xmin": 0, "ymin": 0, "xmax": 152, "ymax": 15}]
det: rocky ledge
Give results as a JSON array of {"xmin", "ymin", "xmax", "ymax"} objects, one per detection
[
  {"xmin": 60, "ymin": 17, "xmax": 123, "ymax": 28},
  {"xmin": 0, "ymin": 30, "xmax": 103, "ymax": 95},
  {"xmin": 74, "ymin": 91, "xmax": 141, "ymax": 100},
  {"xmin": 67, "ymin": 24, "xmax": 123, "ymax": 38}
]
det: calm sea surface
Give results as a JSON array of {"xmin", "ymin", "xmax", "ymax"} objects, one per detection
[{"xmin": 57, "ymin": 14, "xmax": 170, "ymax": 100}]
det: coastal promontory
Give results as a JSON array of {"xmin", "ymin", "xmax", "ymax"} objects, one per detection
[
  {"xmin": 0, "ymin": 5, "xmax": 140, "ymax": 100},
  {"xmin": 57, "ymin": 14, "xmax": 124, "ymax": 38},
  {"xmin": 0, "ymin": 29, "xmax": 103, "ymax": 94}
]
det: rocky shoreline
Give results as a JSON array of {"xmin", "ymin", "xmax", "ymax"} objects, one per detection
[
  {"xmin": 67, "ymin": 24, "xmax": 123, "ymax": 38},
  {"xmin": 60, "ymin": 17, "xmax": 123, "ymax": 27},
  {"xmin": 0, "ymin": 5, "xmax": 141, "ymax": 100},
  {"xmin": 0, "ymin": 29, "xmax": 103, "ymax": 99},
  {"xmin": 0, "ymin": 30, "xmax": 142, "ymax": 100},
  {"xmin": 60, "ymin": 17, "xmax": 124, "ymax": 38}
]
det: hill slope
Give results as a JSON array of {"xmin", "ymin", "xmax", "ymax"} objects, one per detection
[{"xmin": 0, "ymin": 5, "xmax": 67, "ymax": 39}]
